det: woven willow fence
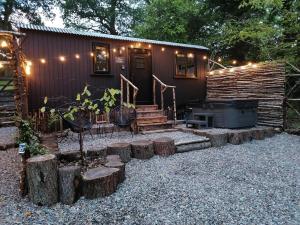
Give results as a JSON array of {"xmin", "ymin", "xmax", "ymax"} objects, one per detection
[{"xmin": 207, "ymin": 62, "xmax": 285, "ymax": 128}]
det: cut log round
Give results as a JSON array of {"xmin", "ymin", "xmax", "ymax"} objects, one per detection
[
  {"xmin": 86, "ymin": 148, "xmax": 107, "ymax": 160},
  {"xmin": 153, "ymin": 137, "xmax": 175, "ymax": 156},
  {"xmin": 106, "ymin": 154, "xmax": 122, "ymax": 162},
  {"xmin": 105, "ymin": 160, "xmax": 125, "ymax": 183},
  {"xmin": 131, "ymin": 140, "xmax": 154, "ymax": 159},
  {"xmin": 82, "ymin": 166, "xmax": 119, "ymax": 199},
  {"xmin": 26, "ymin": 154, "xmax": 58, "ymax": 206},
  {"xmin": 107, "ymin": 142, "xmax": 131, "ymax": 163},
  {"xmin": 58, "ymin": 166, "xmax": 81, "ymax": 205}
]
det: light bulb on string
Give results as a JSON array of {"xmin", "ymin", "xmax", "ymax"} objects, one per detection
[
  {"xmin": 217, "ymin": 57, "xmax": 222, "ymax": 62},
  {"xmin": 1, "ymin": 40, "xmax": 8, "ymax": 48},
  {"xmin": 161, "ymin": 47, "xmax": 165, "ymax": 52},
  {"xmin": 232, "ymin": 60, "xmax": 237, "ymax": 65},
  {"xmin": 0, "ymin": 63, "xmax": 3, "ymax": 69},
  {"xmin": 203, "ymin": 55, "xmax": 207, "ymax": 60},
  {"xmin": 59, "ymin": 56, "xmax": 65, "ymax": 62},
  {"xmin": 75, "ymin": 54, "xmax": 80, "ymax": 59},
  {"xmin": 40, "ymin": 58, "xmax": 46, "ymax": 64}
]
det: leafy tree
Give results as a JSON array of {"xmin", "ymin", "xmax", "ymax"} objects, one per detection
[
  {"xmin": 59, "ymin": 0, "xmax": 145, "ymax": 35},
  {"xmin": 0, "ymin": 0, "xmax": 56, "ymax": 30}
]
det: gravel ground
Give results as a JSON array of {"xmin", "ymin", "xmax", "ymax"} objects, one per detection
[
  {"xmin": 0, "ymin": 126, "xmax": 17, "ymax": 148},
  {"xmin": 1, "ymin": 133, "xmax": 300, "ymax": 225},
  {"xmin": 59, "ymin": 131, "xmax": 208, "ymax": 152}
]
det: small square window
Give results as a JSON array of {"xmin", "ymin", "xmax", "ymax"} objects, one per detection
[
  {"xmin": 93, "ymin": 43, "xmax": 110, "ymax": 74},
  {"xmin": 135, "ymin": 57, "xmax": 145, "ymax": 69},
  {"xmin": 175, "ymin": 52, "xmax": 196, "ymax": 78}
]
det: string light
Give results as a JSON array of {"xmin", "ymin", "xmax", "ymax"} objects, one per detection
[
  {"xmin": 0, "ymin": 63, "xmax": 3, "ymax": 68},
  {"xmin": 137, "ymin": 43, "xmax": 141, "ymax": 47},
  {"xmin": 203, "ymin": 55, "xmax": 207, "ymax": 60},
  {"xmin": 217, "ymin": 57, "xmax": 222, "ymax": 62},
  {"xmin": 252, "ymin": 64, "xmax": 257, "ymax": 68},
  {"xmin": 161, "ymin": 47, "xmax": 165, "ymax": 52},
  {"xmin": 188, "ymin": 53, "xmax": 194, "ymax": 58},
  {"xmin": 209, "ymin": 71, "xmax": 214, "ymax": 75},
  {"xmin": 248, "ymin": 62, "xmax": 252, "ymax": 66},
  {"xmin": 40, "ymin": 58, "xmax": 46, "ymax": 64},
  {"xmin": 113, "ymin": 48, "xmax": 117, "ymax": 53},
  {"xmin": 219, "ymin": 70, "xmax": 223, "ymax": 74},
  {"xmin": 175, "ymin": 50, "xmax": 178, "ymax": 54},
  {"xmin": 121, "ymin": 46, "xmax": 125, "ymax": 51},
  {"xmin": 25, "ymin": 61, "xmax": 32, "ymax": 75},
  {"xmin": 1, "ymin": 40, "xmax": 8, "ymax": 48},
  {"xmin": 130, "ymin": 45, "xmax": 134, "ymax": 48},
  {"xmin": 232, "ymin": 60, "xmax": 237, "ymax": 65},
  {"xmin": 90, "ymin": 52, "xmax": 94, "ymax": 57},
  {"xmin": 148, "ymin": 44, "xmax": 152, "ymax": 48},
  {"xmin": 229, "ymin": 68, "xmax": 235, "ymax": 72},
  {"xmin": 59, "ymin": 56, "xmax": 65, "ymax": 62},
  {"xmin": 75, "ymin": 54, "xmax": 80, "ymax": 59}
]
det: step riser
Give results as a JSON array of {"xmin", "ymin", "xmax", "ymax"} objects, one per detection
[
  {"xmin": 136, "ymin": 105, "xmax": 158, "ymax": 111},
  {"xmin": 137, "ymin": 117, "xmax": 167, "ymax": 125},
  {"xmin": 138, "ymin": 123, "xmax": 173, "ymax": 131},
  {"xmin": 137, "ymin": 111, "xmax": 163, "ymax": 118}
]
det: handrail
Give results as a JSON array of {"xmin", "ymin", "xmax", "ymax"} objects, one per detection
[
  {"xmin": 120, "ymin": 74, "xmax": 139, "ymax": 106},
  {"xmin": 152, "ymin": 74, "xmax": 177, "ymax": 124},
  {"xmin": 152, "ymin": 74, "xmax": 176, "ymax": 88}
]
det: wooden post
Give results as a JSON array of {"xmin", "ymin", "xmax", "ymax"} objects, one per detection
[
  {"xmin": 153, "ymin": 79, "xmax": 156, "ymax": 105},
  {"xmin": 160, "ymin": 86, "xmax": 164, "ymax": 110},
  {"xmin": 127, "ymin": 82, "xmax": 129, "ymax": 104},
  {"xmin": 172, "ymin": 87, "xmax": 177, "ymax": 124},
  {"xmin": 120, "ymin": 78, "xmax": 123, "ymax": 106}
]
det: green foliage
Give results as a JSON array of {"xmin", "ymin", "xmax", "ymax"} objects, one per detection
[
  {"xmin": 100, "ymin": 88, "xmax": 121, "ymax": 113},
  {"xmin": 16, "ymin": 118, "xmax": 47, "ymax": 156},
  {"xmin": 59, "ymin": 0, "xmax": 144, "ymax": 35},
  {"xmin": 134, "ymin": 0, "xmax": 299, "ymax": 66},
  {"xmin": 0, "ymin": 0, "xmax": 56, "ymax": 30}
]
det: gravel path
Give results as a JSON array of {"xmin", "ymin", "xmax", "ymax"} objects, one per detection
[
  {"xmin": 1, "ymin": 133, "xmax": 300, "ymax": 225},
  {"xmin": 59, "ymin": 131, "xmax": 208, "ymax": 152}
]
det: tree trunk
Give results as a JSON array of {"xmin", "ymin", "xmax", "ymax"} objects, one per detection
[
  {"xmin": 131, "ymin": 140, "xmax": 154, "ymax": 159},
  {"xmin": 105, "ymin": 156, "xmax": 125, "ymax": 183},
  {"xmin": 107, "ymin": 142, "xmax": 131, "ymax": 163},
  {"xmin": 26, "ymin": 154, "xmax": 58, "ymax": 206},
  {"xmin": 153, "ymin": 137, "xmax": 175, "ymax": 156},
  {"xmin": 82, "ymin": 166, "xmax": 119, "ymax": 199},
  {"xmin": 58, "ymin": 166, "xmax": 81, "ymax": 205}
]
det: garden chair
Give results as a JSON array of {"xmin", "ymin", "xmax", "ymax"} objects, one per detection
[{"xmin": 109, "ymin": 105, "xmax": 137, "ymax": 137}]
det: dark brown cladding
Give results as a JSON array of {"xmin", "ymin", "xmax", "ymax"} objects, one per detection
[{"xmin": 20, "ymin": 29, "xmax": 208, "ymax": 110}]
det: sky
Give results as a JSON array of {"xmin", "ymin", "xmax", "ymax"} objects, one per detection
[{"xmin": 42, "ymin": 7, "xmax": 64, "ymax": 28}]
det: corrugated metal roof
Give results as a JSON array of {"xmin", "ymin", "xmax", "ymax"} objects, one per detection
[{"xmin": 18, "ymin": 24, "xmax": 209, "ymax": 50}]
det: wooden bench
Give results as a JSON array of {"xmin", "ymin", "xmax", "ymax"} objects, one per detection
[{"xmin": 186, "ymin": 113, "xmax": 214, "ymax": 129}]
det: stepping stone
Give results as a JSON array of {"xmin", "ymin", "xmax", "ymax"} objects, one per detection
[
  {"xmin": 131, "ymin": 140, "xmax": 154, "ymax": 159},
  {"xmin": 107, "ymin": 142, "xmax": 131, "ymax": 163},
  {"xmin": 153, "ymin": 137, "xmax": 175, "ymax": 156}
]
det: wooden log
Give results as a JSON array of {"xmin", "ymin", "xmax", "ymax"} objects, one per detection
[
  {"xmin": 82, "ymin": 166, "xmax": 119, "ymax": 199},
  {"xmin": 252, "ymin": 129, "xmax": 265, "ymax": 140},
  {"xmin": 105, "ymin": 159, "xmax": 125, "ymax": 183},
  {"xmin": 107, "ymin": 142, "xmax": 131, "ymax": 163},
  {"xmin": 228, "ymin": 132, "xmax": 245, "ymax": 145},
  {"xmin": 58, "ymin": 166, "xmax": 81, "ymax": 205},
  {"xmin": 131, "ymin": 140, "xmax": 154, "ymax": 159},
  {"xmin": 86, "ymin": 148, "xmax": 107, "ymax": 160},
  {"xmin": 153, "ymin": 137, "xmax": 175, "ymax": 156},
  {"xmin": 26, "ymin": 154, "xmax": 58, "ymax": 206}
]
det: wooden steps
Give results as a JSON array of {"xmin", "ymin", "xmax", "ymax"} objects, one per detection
[
  {"xmin": 0, "ymin": 90, "xmax": 16, "ymax": 127},
  {"xmin": 136, "ymin": 105, "xmax": 173, "ymax": 131}
]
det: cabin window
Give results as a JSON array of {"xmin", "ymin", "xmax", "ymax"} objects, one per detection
[
  {"xmin": 175, "ymin": 53, "xmax": 196, "ymax": 78},
  {"xmin": 93, "ymin": 43, "xmax": 110, "ymax": 74}
]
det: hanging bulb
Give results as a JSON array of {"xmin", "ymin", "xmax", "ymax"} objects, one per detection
[{"xmin": 1, "ymin": 40, "xmax": 8, "ymax": 48}]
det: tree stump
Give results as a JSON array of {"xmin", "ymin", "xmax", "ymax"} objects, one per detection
[
  {"xmin": 82, "ymin": 166, "xmax": 119, "ymax": 199},
  {"xmin": 58, "ymin": 166, "xmax": 81, "ymax": 205},
  {"xmin": 228, "ymin": 132, "xmax": 244, "ymax": 145},
  {"xmin": 86, "ymin": 148, "xmax": 107, "ymax": 160},
  {"xmin": 26, "ymin": 154, "xmax": 58, "ymax": 206},
  {"xmin": 252, "ymin": 129, "xmax": 265, "ymax": 140},
  {"xmin": 107, "ymin": 154, "xmax": 122, "ymax": 161},
  {"xmin": 153, "ymin": 137, "xmax": 175, "ymax": 156},
  {"xmin": 107, "ymin": 142, "xmax": 131, "ymax": 163},
  {"xmin": 105, "ymin": 158, "xmax": 125, "ymax": 183},
  {"xmin": 131, "ymin": 140, "xmax": 154, "ymax": 159}
]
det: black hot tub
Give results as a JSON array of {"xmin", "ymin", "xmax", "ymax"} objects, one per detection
[{"xmin": 188, "ymin": 99, "xmax": 258, "ymax": 128}]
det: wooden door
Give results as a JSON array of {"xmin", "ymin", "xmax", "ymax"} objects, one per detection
[{"xmin": 129, "ymin": 49, "xmax": 152, "ymax": 104}]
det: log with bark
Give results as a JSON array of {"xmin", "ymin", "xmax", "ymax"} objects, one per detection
[
  {"xmin": 107, "ymin": 142, "xmax": 131, "ymax": 163},
  {"xmin": 26, "ymin": 154, "xmax": 58, "ymax": 206},
  {"xmin": 58, "ymin": 165, "xmax": 81, "ymax": 205},
  {"xmin": 131, "ymin": 140, "xmax": 154, "ymax": 159},
  {"xmin": 153, "ymin": 137, "xmax": 176, "ymax": 156},
  {"xmin": 105, "ymin": 156, "xmax": 125, "ymax": 183},
  {"xmin": 82, "ymin": 166, "xmax": 119, "ymax": 199}
]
